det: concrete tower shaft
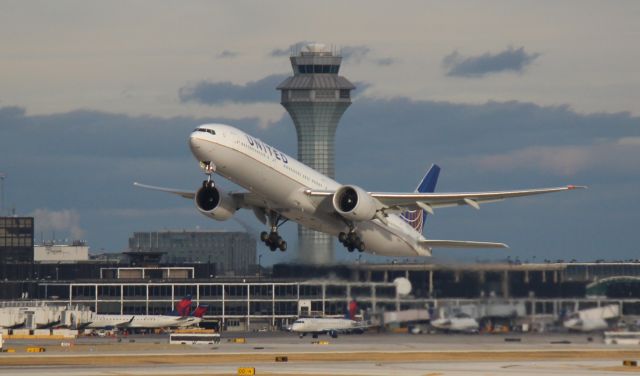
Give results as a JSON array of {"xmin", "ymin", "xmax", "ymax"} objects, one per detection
[{"xmin": 277, "ymin": 43, "xmax": 355, "ymax": 264}]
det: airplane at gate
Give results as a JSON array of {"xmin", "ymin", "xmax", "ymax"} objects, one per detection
[
  {"xmin": 135, "ymin": 124, "xmax": 585, "ymax": 257},
  {"xmin": 83, "ymin": 305, "xmax": 208, "ymax": 330},
  {"xmin": 290, "ymin": 317, "xmax": 368, "ymax": 338},
  {"xmin": 431, "ymin": 314, "xmax": 480, "ymax": 333}
]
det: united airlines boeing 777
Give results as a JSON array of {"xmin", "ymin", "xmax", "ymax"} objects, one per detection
[{"xmin": 135, "ymin": 124, "xmax": 584, "ymax": 257}]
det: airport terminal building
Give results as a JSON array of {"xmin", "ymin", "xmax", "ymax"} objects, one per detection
[
  {"xmin": 128, "ymin": 230, "xmax": 256, "ymax": 275},
  {"xmin": 0, "ymin": 216, "xmax": 34, "ymax": 263},
  {"xmin": 3, "ymin": 260, "xmax": 640, "ymax": 331},
  {"xmin": 2, "ymin": 219, "xmax": 640, "ymax": 331}
]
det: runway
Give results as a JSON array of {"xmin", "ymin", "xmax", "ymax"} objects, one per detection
[{"xmin": 1, "ymin": 332, "xmax": 639, "ymax": 375}]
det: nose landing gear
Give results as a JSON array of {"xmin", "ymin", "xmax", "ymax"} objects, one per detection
[
  {"xmin": 261, "ymin": 211, "xmax": 288, "ymax": 252},
  {"xmin": 200, "ymin": 161, "xmax": 216, "ymax": 187}
]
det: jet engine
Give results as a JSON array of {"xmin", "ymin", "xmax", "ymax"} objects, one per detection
[
  {"xmin": 332, "ymin": 185, "xmax": 379, "ymax": 221},
  {"xmin": 194, "ymin": 185, "xmax": 237, "ymax": 221}
]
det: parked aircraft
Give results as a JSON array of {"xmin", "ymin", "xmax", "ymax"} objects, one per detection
[
  {"xmin": 290, "ymin": 317, "xmax": 368, "ymax": 338},
  {"xmin": 563, "ymin": 304, "xmax": 620, "ymax": 332},
  {"xmin": 135, "ymin": 124, "xmax": 584, "ymax": 257},
  {"xmin": 563, "ymin": 316, "xmax": 608, "ymax": 332},
  {"xmin": 82, "ymin": 305, "xmax": 207, "ymax": 330},
  {"xmin": 431, "ymin": 313, "xmax": 479, "ymax": 333}
]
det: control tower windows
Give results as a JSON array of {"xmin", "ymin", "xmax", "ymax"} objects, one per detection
[{"xmin": 297, "ymin": 65, "xmax": 340, "ymax": 74}]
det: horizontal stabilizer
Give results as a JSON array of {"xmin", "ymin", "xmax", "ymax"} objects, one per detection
[{"xmin": 419, "ymin": 240, "xmax": 509, "ymax": 249}]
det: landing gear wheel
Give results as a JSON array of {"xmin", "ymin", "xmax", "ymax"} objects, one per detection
[
  {"xmin": 261, "ymin": 211, "xmax": 289, "ymax": 252},
  {"xmin": 340, "ymin": 225, "xmax": 364, "ymax": 254}
]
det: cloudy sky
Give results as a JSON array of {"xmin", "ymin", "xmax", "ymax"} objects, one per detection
[{"xmin": 1, "ymin": 1, "xmax": 638, "ymax": 265}]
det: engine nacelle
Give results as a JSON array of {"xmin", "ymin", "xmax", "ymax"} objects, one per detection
[
  {"xmin": 194, "ymin": 185, "xmax": 237, "ymax": 221},
  {"xmin": 332, "ymin": 185, "xmax": 378, "ymax": 221}
]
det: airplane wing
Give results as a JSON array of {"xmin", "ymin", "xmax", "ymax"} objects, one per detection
[
  {"xmin": 305, "ymin": 185, "xmax": 586, "ymax": 212},
  {"xmin": 420, "ymin": 240, "xmax": 508, "ymax": 249},
  {"xmin": 133, "ymin": 182, "xmax": 270, "ymax": 222},
  {"xmin": 133, "ymin": 182, "xmax": 265, "ymax": 208},
  {"xmin": 116, "ymin": 316, "xmax": 135, "ymax": 328},
  {"xmin": 133, "ymin": 182, "xmax": 195, "ymax": 199}
]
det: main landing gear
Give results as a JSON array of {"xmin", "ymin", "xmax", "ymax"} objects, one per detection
[
  {"xmin": 261, "ymin": 212, "xmax": 288, "ymax": 252},
  {"xmin": 338, "ymin": 226, "xmax": 365, "ymax": 253}
]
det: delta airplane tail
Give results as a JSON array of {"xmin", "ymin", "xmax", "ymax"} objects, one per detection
[
  {"xmin": 170, "ymin": 296, "xmax": 193, "ymax": 317},
  {"xmin": 400, "ymin": 164, "xmax": 440, "ymax": 234},
  {"xmin": 192, "ymin": 305, "xmax": 208, "ymax": 318}
]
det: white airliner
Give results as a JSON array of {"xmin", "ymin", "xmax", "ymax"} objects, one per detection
[
  {"xmin": 83, "ymin": 313, "xmax": 202, "ymax": 330},
  {"xmin": 290, "ymin": 317, "xmax": 367, "ymax": 338},
  {"xmin": 135, "ymin": 124, "xmax": 585, "ymax": 256},
  {"xmin": 563, "ymin": 316, "xmax": 608, "ymax": 332},
  {"xmin": 562, "ymin": 304, "xmax": 619, "ymax": 332},
  {"xmin": 431, "ymin": 314, "xmax": 480, "ymax": 333}
]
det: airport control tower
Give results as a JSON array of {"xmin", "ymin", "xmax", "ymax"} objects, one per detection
[{"xmin": 277, "ymin": 43, "xmax": 355, "ymax": 264}]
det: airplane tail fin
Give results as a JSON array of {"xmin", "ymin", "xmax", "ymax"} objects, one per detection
[
  {"xmin": 192, "ymin": 305, "xmax": 208, "ymax": 318},
  {"xmin": 400, "ymin": 164, "xmax": 440, "ymax": 234},
  {"xmin": 175, "ymin": 295, "xmax": 193, "ymax": 317}
]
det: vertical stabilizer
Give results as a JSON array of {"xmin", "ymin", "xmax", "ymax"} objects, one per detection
[
  {"xmin": 400, "ymin": 164, "xmax": 440, "ymax": 233},
  {"xmin": 192, "ymin": 305, "xmax": 208, "ymax": 318}
]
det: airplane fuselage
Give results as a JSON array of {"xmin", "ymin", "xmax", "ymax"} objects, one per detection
[
  {"xmin": 86, "ymin": 314, "xmax": 201, "ymax": 329},
  {"xmin": 431, "ymin": 317, "xmax": 479, "ymax": 332},
  {"xmin": 290, "ymin": 317, "xmax": 359, "ymax": 335},
  {"xmin": 563, "ymin": 317, "xmax": 608, "ymax": 332},
  {"xmin": 189, "ymin": 124, "xmax": 425, "ymax": 257}
]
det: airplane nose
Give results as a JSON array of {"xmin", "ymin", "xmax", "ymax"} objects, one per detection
[
  {"xmin": 189, "ymin": 133, "xmax": 206, "ymax": 159},
  {"xmin": 189, "ymin": 132, "xmax": 201, "ymax": 150}
]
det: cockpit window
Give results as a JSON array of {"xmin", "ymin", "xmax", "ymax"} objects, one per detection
[
  {"xmin": 195, "ymin": 128, "xmax": 216, "ymax": 135},
  {"xmin": 294, "ymin": 320, "xmax": 304, "ymax": 324}
]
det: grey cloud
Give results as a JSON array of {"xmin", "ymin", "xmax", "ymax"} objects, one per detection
[
  {"xmin": 179, "ymin": 73, "xmax": 371, "ymax": 105},
  {"xmin": 340, "ymin": 45, "xmax": 371, "ymax": 63},
  {"xmin": 217, "ymin": 50, "xmax": 239, "ymax": 59},
  {"xmin": 469, "ymin": 141, "xmax": 640, "ymax": 177},
  {"xmin": 270, "ymin": 41, "xmax": 313, "ymax": 57},
  {"xmin": 443, "ymin": 46, "xmax": 540, "ymax": 78},
  {"xmin": 270, "ymin": 42, "xmax": 388, "ymax": 65},
  {"xmin": 179, "ymin": 74, "xmax": 287, "ymax": 105},
  {"xmin": 375, "ymin": 57, "xmax": 396, "ymax": 66}
]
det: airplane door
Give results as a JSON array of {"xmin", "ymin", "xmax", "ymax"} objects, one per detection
[{"xmin": 298, "ymin": 300, "xmax": 311, "ymax": 317}]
